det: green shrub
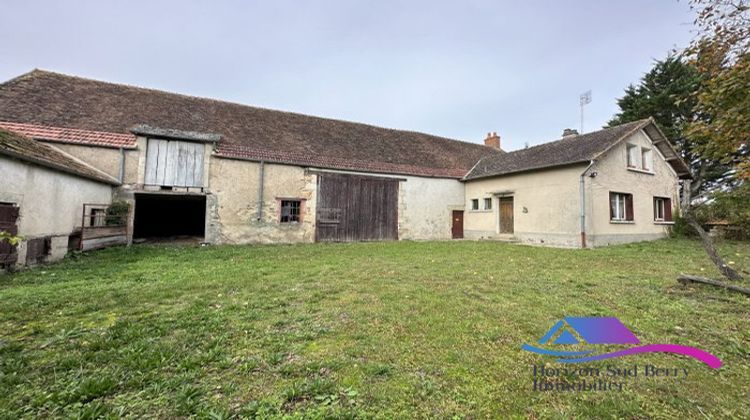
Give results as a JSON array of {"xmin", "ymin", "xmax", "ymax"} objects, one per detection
[
  {"xmin": 699, "ymin": 184, "xmax": 750, "ymax": 240},
  {"xmin": 671, "ymin": 215, "xmax": 697, "ymax": 238},
  {"xmin": 105, "ymin": 201, "xmax": 130, "ymax": 226}
]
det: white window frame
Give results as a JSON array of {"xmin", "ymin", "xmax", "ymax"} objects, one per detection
[
  {"xmin": 654, "ymin": 197, "xmax": 666, "ymax": 221},
  {"xmin": 483, "ymin": 198, "xmax": 492, "ymax": 210},
  {"xmin": 626, "ymin": 144, "xmax": 639, "ymax": 168},
  {"xmin": 641, "ymin": 148, "xmax": 653, "ymax": 172},
  {"xmin": 611, "ymin": 193, "xmax": 627, "ymax": 221}
]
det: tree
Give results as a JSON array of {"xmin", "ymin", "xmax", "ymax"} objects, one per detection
[
  {"xmin": 680, "ymin": 0, "xmax": 748, "ymax": 283},
  {"xmin": 609, "ymin": 55, "xmax": 730, "ymax": 195},
  {"xmin": 686, "ymin": 0, "xmax": 750, "ymax": 181},
  {"xmin": 688, "ymin": 51, "xmax": 750, "ymax": 181}
]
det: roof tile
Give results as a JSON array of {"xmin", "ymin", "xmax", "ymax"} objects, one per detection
[
  {"xmin": 464, "ymin": 120, "xmax": 652, "ymax": 179},
  {"xmin": 0, "ymin": 127, "xmax": 119, "ymax": 184},
  {"xmin": 0, "ymin": 70, "xmax": 499, "ymax": 178},
  {"xmin": 0, "ymin": 121, "xmax": 136, "ymax": 149}
]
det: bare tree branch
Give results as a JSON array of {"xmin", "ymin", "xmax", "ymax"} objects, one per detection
[{"xmin": 678, "ymin": 274, "xmax": 750, "ymax": 295}]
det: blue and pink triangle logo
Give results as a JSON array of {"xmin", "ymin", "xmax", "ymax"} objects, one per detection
[{"xmin": 522, "ymin": 317, "xmax": 721, "ymax": 369}]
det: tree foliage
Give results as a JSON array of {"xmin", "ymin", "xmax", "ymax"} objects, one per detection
[
  {"xmin": 0, "ymin": 231, "xmax": 21, "ymax": 246},
  {"xmin": 696, "ymin": 182, "xmax": 750, "ymax": 238},
  {"xmin": 686, "ymin": 0, "xmax": 750, "ymax": 181},
  {"xmin": 610, "ymin": 56, "xmax": 700, "ymax": 141},
  {"xmin": 609, "ymin": 55, "xmax": 729, "ymax": 194}
]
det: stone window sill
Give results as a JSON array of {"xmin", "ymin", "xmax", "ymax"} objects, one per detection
[
  {"xmin": 610, "ymin": 220, "xmax": 635, "ymax": 224},
  {"xmin": 627, "ymin": 167, "xmax": 655, "ymax": 175}
]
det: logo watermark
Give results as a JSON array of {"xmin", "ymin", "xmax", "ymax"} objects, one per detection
[{"xmin": 522, "ymin": 317, "xmax": 721, "ymax": 392}]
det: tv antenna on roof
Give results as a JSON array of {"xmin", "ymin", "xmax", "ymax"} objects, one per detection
[{"xmin": 579, "ymin": 90, "xmax": 592, "ymax": 133}]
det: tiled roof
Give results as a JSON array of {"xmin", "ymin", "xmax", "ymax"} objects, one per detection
[
  {"xmin": 0, "ymin": 121, "xmax": 136, "ymax": 149},
  {"xmin": 0, "ymin": 127, "xmax": 119, "ymax": 185},
  {"xmin": 215, "ymin": 144, "xmax": 468, "ymax": 178},
  {"xmin": 464, "ymin": 119, "xmax": 692, "ymax": 180},
  {"xmin": 0, "ymin": 70, "xmax": 501, "ymax": 178}
]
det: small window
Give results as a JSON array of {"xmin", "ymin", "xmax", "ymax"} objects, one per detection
[
  {"xmin": 642, "ymin": 148, "xmax": 653, "ymax": 171},
  {"xmin": 626, "ymin": 144, "xmax": 639, "ymax": 168},
  {"xmin": 280, "ymin": 200, "xmax": 301, "ymax": 223},
  {"xmin": 653, "ymin": 197, "xmax": 672, "ymax": 222},
  {"xmin": 610, "ymin": 192, "xmax": 634, "ymax": 222},
  {"xmin": 89, "ymin": 208, "xmax": 106, "ymax": 227},
  {"xmin": 471, "ymin": 199, "xmax": 479, "ymax": 210},
  {"xmin": 483, "ymin": 198, "xmax": 492, "ymax": 210}
]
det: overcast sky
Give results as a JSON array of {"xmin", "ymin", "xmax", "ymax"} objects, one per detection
[{"xmin": 0, "ymin": 1, "xmax": 695, "ymax": 151}]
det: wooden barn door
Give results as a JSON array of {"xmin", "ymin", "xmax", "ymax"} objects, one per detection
[
  {"xmin": 144, "ymin": 139, "xmax": 205, "ymax": 188},
  {"xmin": 499, "ymin": 197, "xmax": 514, "ymax": 234},
  {"xmin": 315, "ymin": 173, "xmax": 399, "ymax": 242},
  {"xmin": 0, "ymin": 203, "xmax": 19, "ymax": 268}
]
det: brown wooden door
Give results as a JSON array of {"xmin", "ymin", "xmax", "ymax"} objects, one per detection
[
  {"xmin": 315, "ymin": 173, "xmax": 399, "ymax": 242},
  {"xmin": 451, "ymin": 210, "xmax": 464, "ymax": 239},
  {"xmin": 0, "ymin": 203, "xmax": 19, "ymax": 268},
  {"xmin": 499, "ymin": 197, "xmax": 514, "ymax": 234}
]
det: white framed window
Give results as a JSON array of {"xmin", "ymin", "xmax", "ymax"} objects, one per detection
[
  {"xmin": 483, "ymin": 198, "xmax": 492, "ymax": 210},
  {"xmin": 654, "ymin": 198, "xmax": 665, "ymax": 221},
  {"xmin": 88, "ymin": 207, "xmax": 107, "ymax": 227},
  {"xmin": 653, "ymin": 197, "xmax": 672, "ymax": 222},
  {"xmin": 626, "ymin": 144, "xmax": 639, "ymax": 168},
  {"xmin": 610, "ymin": 192, "xmax": 633, "ymax": 222},
  {"xmin": 626, "ymin": 143, "xmax": 656, "ymax": 172},
  {"xmin": 471, "ymin": 199, "xmax": 479, "ymax": 210},
  {"xmin": 641, "ymin": 148, "xmax": 653, "ymax": 172}
]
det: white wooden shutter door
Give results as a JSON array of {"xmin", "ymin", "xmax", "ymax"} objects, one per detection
[{"xmin": 145, "ymin": 139, "xmax": 205, "ymax": 187}]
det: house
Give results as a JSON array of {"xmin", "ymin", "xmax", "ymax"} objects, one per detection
[
  {"xmin": 0, "ymin": 127, "xmax": 121, "ymax": 268},
  {"xmin": 0, "ymin": 70, "xmax": 692, "ymax": 265},
  {"xmin": 462, "ymin": 121, "xmax": 691, "ymax": 247}
]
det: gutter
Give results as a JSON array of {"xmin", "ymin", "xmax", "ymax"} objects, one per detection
[
  {"xmin": 579, "ymin": 160, "xmax": 595, "ymax": 248},
  {"xmin": 118, "ymin": 148, "xmax": 125, "ymax": 183}
]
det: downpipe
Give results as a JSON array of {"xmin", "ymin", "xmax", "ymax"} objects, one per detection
[
  {"xmin": 257, "ymin": 160, "xmax": 265, "ymax": 221},
  {"xmin": 579, "ymin": 160, "xmax": 595, "ymax": 248},
  {"xmin": 118, "ymin": 148, "xmax": 125, "ymax": 183}
]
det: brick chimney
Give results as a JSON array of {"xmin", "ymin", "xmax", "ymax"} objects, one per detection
[
  {"xmin": 562, "ymin": 128, "xmax": 579, "ymax": 137},
  {"xmin": 484, "ymin": 132, "xmax": 501, "ymax": 149}
]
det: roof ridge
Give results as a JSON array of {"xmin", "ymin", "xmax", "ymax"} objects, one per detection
[
  {"xmin": 0, "ymin": 68, "xmax": 45, "ymax": 89},
  {"xmin": 13, "ymin": 69, "xmax": 495, "ymax": 149},
  {"xmin": 590, "ymin": 118, "xmax": 654, "ymax": 161},
  {"xmin": 504, "ymin": 119, "xmax": 651, "ymax": 155},
  {"xmin": 463, "ymin": 119, "xmax": 656, "ymax": 180}
]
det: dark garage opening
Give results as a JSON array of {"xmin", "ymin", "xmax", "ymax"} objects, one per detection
[{"xmin": 134, "ymin": 193, "xmax": 206, "ymax": 241}]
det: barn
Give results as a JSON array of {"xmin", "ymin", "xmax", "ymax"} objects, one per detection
[
  {"xmin": 0, "ymin": 70, "xmax": 500, "ymax": 256},
  {"xmin": 0, "ymin": 70, "xmax": 691, "ymax": 265},
  {"xmin": 0, "ymin": 128, "xmax": 121, "ymax": 268}
]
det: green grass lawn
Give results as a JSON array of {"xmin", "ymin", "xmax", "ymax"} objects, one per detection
[{"xmin": 1, "ymin": 239, "xmax": 749, "ymax": 419}]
